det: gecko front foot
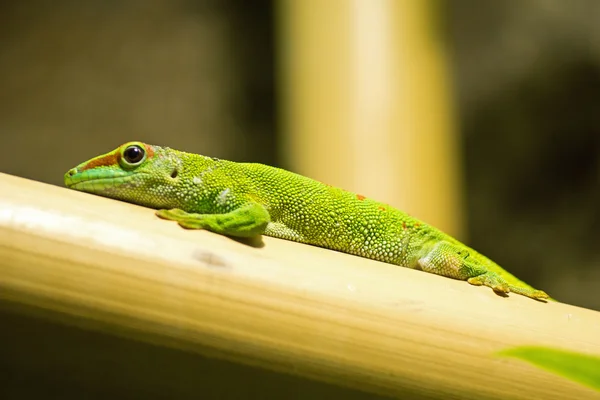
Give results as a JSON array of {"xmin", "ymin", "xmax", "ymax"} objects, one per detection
[{"xmin": 156, "ymin": 204, "xmax": 270, "ymax": 238}]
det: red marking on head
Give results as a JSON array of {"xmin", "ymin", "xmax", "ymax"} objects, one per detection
[
  {"xmin": 378, "ymin": 206, "xmax": 386, "ymax": 211},
  {"xmin": 414, "ymin": 222, "xmax": 421, "ymax": 228},
  {"xmin": 143, "ymin": 143, "xmax": 155, "ymax": 159},
  {"xmin": 402, "ymin": 222, "xmax": 407, "ymax": 230},
  {"xmin": 79, "ymin": 152, "xmax": 120, "ymax": 172},
  {"xmin": 356, "ymin": 194, "xmax": 366, "ymax": 201}
]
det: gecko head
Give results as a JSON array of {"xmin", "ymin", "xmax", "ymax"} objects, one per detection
[{"xmin": 64, "ymin": 141, "xmax": 182, "ymax": 207}]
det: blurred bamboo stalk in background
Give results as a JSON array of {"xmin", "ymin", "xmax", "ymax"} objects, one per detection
[{"xmin": 277, "ymin": 0, "xmax": 465, "ymax": 238}]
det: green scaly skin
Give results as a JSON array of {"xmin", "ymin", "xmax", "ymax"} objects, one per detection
[{"xmin": 64, "ymin": 141, "xmax": 550, "ymax": 301}]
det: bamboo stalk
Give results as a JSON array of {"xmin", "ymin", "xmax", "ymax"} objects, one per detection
[
  {"xmin": 276, "ymin": 0, "xmax": 464, "ymax": 238},
  {"xmin": 0, "ymin": 172, "xmax": 599, "ymax": 399}
]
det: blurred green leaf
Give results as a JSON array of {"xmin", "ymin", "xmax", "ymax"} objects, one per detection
[{"xmin": 498, "ymin": 346, "xmax": 600, "ymax": 392}]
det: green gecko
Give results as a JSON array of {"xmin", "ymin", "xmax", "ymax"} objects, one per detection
[{"xmin": 64, "ymin": 141, "xmax": 550, "ymax": 301}]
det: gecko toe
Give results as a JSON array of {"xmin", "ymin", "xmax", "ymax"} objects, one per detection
[
  {"xmin": 492, "ymin": 284, "xmax": 510, "ymax": 294},
  {"xmin": 533, "ymin": 290, "xmax": 550, "ymax": 300},
  {"xmin": 468, "ymin": 274, "xmax": 510, "ymax": 295},
  {"xmin": 156, "ymin": 208, "xmax": 191, "ymax": 221},
  {"xmin": 178, "ymin": 219, "xmax": 205, "ymax": 230},
  {"xmin": 467, "ymin": 277, "xmax": 484, "ymax": 286}
]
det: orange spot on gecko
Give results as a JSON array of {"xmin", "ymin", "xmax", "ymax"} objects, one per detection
[
  {"xmin": 79, "ymin": 152, "xmax": 120, "ymax": 172},
  {"xmin": 356, "ymin": 194, "xmax": 366, "ymax": 201},
  {"xmin": 378, "ymin": 206, "xmax": 386, "ymax": 211},
  {"xmin": 414, "ymin": 222, "xmax": 421, "ymax": 228},
  {"xmin": 143, "ymin": 143, "xmax": 155, "ymax": 158},
  {"xmin": 402, "ymin": 222, "xmax": 407, "ymax": 230}
]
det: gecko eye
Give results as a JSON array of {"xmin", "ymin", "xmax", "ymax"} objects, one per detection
[{"xmin": 123, "ymin": 145, "xmax": 145, "ymax": 165}]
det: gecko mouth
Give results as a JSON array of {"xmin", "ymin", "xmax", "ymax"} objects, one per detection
[
  {"xmin": 64, "ymin": 172, "xmax": 146, "ymax": 192},
  {"xmin": 66, "ymin": 178, "xmax": 120, "ymax": 190}
]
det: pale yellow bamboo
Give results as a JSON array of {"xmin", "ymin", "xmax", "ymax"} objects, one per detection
[
  {"xmin": 0, "ymin": 172, "xmax": 599, "ymax": 399},
  {"xmin": 277, "ymin": 0, "xmax": 464, "ymax": 238}
]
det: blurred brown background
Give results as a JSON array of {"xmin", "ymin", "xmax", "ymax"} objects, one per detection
[{"xmin": 0, "ymin": 0, "xmax": 599, "ymax": 397}]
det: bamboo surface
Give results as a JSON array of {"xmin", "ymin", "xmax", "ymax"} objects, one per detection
[{"xmin": 0, "ymin": 172, "xmax": 599, "ymax": 399}]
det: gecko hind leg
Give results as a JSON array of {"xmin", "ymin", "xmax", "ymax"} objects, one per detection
[
  {"xmin": 418, "ymin": 241, "xmax": 550, "ymax": 300},
  {"xmin": 419, "ymin": 241, "xmax": 510, "ymax": 296}
]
